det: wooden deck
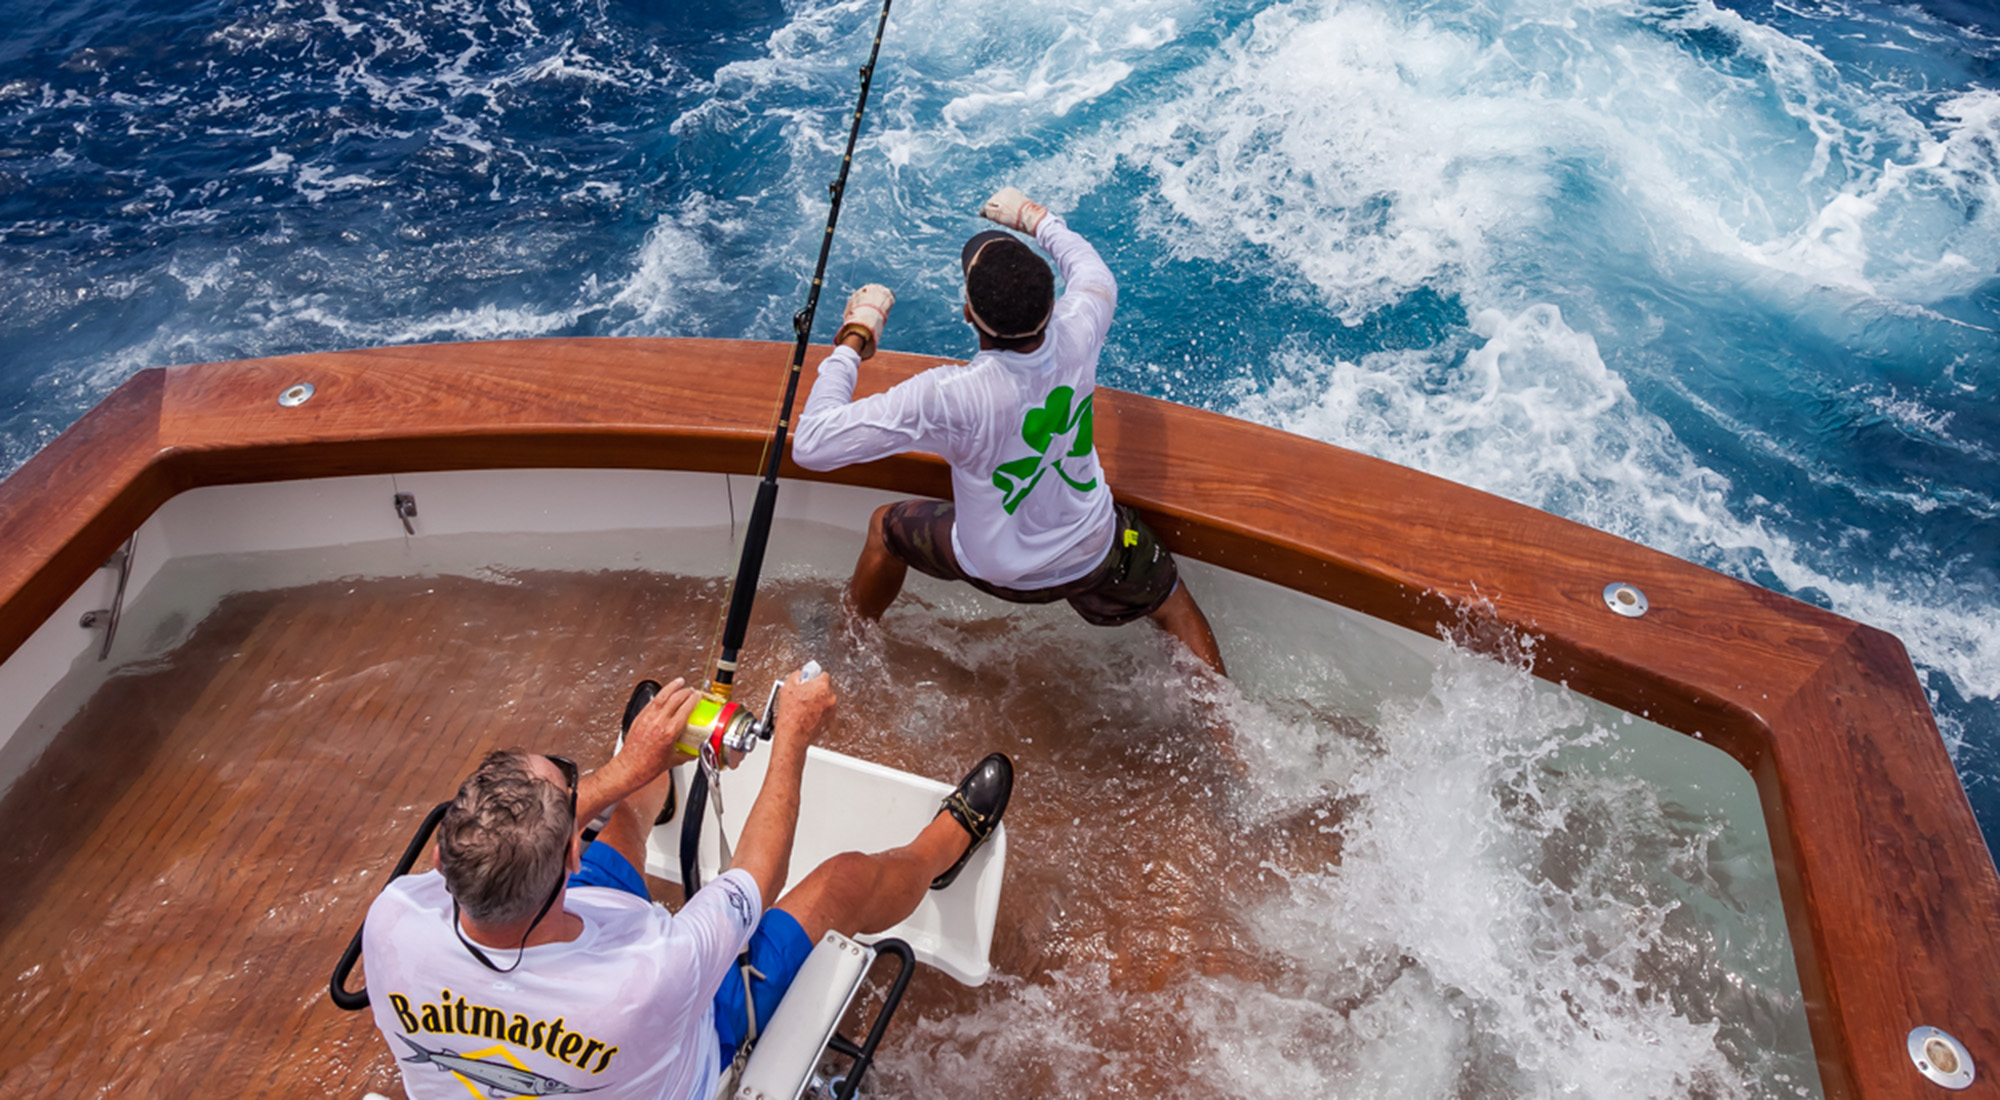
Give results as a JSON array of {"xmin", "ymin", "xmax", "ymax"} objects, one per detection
[
  {"xmin": 0, "ymin": 338, "xmax": 1994, "ymax": 1097},
  {"xmin": 0, "ymin": 568, "xmax": 1331, "ymax": 1097},
  {"xmin": 0, "ymin": 572, "xmax": 679, "ymax": 1095}
]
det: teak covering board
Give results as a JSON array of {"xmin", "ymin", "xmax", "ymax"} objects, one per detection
[{"xmin": 0, "ymin": 338, "xmax": 1993, "ymax": 1098}]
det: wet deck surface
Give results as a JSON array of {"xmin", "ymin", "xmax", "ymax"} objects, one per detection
[
  {"xmin": 0, "ymin": 572, "xmax": 713, "ymax": 1095},
  {"xmin": 0, "ymin": 568, "xmax": 1309, "ymax": 1097}
]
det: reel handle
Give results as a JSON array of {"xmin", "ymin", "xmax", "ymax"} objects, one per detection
[{"xmin": 753, "ymin": 659, "xmax": 823, "ymax": 744}]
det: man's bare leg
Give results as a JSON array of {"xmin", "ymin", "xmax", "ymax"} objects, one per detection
[
  {"xmin": 591, "ymin": 765, "xmax": 677, "ymax": 893},
  {"xmin": 1149, "ymin": 582, "xmax": 1226, "ymax": 676},
  {"xmin": 1149, "ymin": 582, "xmax": 1242, "ymax": 773},
  {"xmin": 845, "ymin": 503, "xmax": 910, "ymax": 619},
  {"xmin": 773, "ymin": 812, "xmax": 965, "ymax": 943}
]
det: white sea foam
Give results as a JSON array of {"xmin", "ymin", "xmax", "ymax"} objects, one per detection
[
  {"xmin": 165, "ymin": 256, "xmax": 240, "ymax": 300},
  {"xmin": 514, "ymin": 47, "xmax": 635, "ymax": 89},
  {"xmin": 1748, "ymin": 84, "xmax": 2000, "ymax": 302},
  {"xmin": 7, "ymin": 0, "xmax": 1985, "ymax": 1091},
  {"xmin": 294, "ymin": 165, "xmax": 378, "ymax": 201},
  {"xmin": 280, "ymin": 299, "xmax": 580, "ymax": 345},
  {"xmin": 607, "ymin": 194, "xmax": 752, "ymax": 335},
  {"xmin": 561, "ymin": 180, "xmax": 624, "ymax": 203},
  {"xmin": 244, "ymin": 149, "xmax": 294, "ymax": 174},
  {"xmin": 1113, "ymin": 1, "xmax": 1540, "ymax": 324},
  {"xmin": 853, "ymin": 0, "xmax": 1195, "ymax": 170},
  {"xmin": 1231, "ymin": 303, "xmax": 2000, "ymax": 703},
  {"xmin": 1126, "ymin": 0, "xmax": 1990, "ymax": 314}
]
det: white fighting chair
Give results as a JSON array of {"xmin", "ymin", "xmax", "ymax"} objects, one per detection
[{"xmin": 651, "ymin": 746, "xmax": 1008, "ymax": 1100}]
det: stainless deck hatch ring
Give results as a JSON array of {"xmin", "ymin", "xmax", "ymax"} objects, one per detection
[
  {"xmin": 1603, "ymin": 582, "xmax": 1648, "ymax": 618},
  {"xmin": 1909, "ymin": 1026, "xmax": 1975, "ymax": 1089}
]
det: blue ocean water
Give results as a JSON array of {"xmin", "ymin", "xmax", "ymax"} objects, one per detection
[
  {"xmin": 2, "ymin": 0, "xmax": 1995, "ymax": 902},
  {"xmin": 8, "ymin": 0, "xmax": 1990, "ymax": 844}
]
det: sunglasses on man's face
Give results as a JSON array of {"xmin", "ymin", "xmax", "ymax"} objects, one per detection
[{"xmin": 543, "ymin": 754, "xmax": 578, "ymax": 819}]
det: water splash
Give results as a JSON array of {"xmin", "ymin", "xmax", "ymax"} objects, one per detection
[{"xmin": 864, "ymin": 588, "xmax": 1815, "ymax": 1098}]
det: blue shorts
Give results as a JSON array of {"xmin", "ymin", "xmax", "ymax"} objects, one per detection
[
  {"xmin": 568, "ymin": 841, "xmax": 652, "ymax": 898},
  {"xmin": 568, "ymin": 843, "xmax": 816, "ymax": 1066},
  {"xmin": 712, "ymin": 907, "xmax": 814, "ymax": 1065}
]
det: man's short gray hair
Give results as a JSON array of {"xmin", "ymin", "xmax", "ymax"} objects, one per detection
[{"xmin": 437, "ymin": 749, "xmax": 573, "ymax": 926}]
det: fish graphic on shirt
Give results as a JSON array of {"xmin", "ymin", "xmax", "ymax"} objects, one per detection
[{"xmin": 397, "ymin": 1034, "xmax": 604, "ymax": 1097}]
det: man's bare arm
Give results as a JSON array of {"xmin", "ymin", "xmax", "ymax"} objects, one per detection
[
  {"xmin": 727, "ymin": 670, "xmax": 836, "ymax": 908},
  {"xmin": 575, "ymin": 678, "xmax": 700, "ymax": 831}
]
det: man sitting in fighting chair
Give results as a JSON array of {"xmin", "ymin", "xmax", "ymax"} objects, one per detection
[
  {"xmin": 361, "ymin": 670, "xmax": 1012, "ymax": 1100},
  {"xmin": 793, "ymin": 185, "xmax": 1226, "ymax": 675}
]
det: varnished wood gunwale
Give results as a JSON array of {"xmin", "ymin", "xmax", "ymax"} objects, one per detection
[{"xmin": 0, "ymin": 336, "xmax": 1994, "ymax": 1098}]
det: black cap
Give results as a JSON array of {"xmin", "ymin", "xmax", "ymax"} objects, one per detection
[
  {"xmin": 960, "ymin": 229, "xmax": 1018, "ymax": 273},
  {"xmin": 961, "ymin": 231, "xmax": 1054, "ymax": 340}
]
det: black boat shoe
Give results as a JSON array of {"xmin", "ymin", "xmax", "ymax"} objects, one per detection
[
  {"xmin": 613, "ymin": 679, "xmax": 677, "ymax": 827},
  {"xmin": 931, "ymin": 752, "xmax": 1013, "ymax": 891}
]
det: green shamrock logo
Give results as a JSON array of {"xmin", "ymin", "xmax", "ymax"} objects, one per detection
[{"xmin": 991, "ymin": 386, "xmax": 1097, "ymax": 514}]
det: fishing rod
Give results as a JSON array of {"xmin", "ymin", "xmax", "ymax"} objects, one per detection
[
  {"xmin": 709, "ymin": 0, "xmax": 893, "ymax": 704},
  {"xmin": 673, "ymin": 0, "xmax": 895, "ymax": 894},
  {"xmin": 327, "ymin": 0, "xmax": 898, "ymax": 1011}
]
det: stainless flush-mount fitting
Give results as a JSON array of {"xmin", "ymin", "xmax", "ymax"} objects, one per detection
[
  {"xmin": 1909, "ymin": 1026, "xmax": 1975, "ymax": 1089},
  {"xmin": 1602, "ymin": 582, "xmax": 1648, "ymax": 618},
  {"xmin": 278, "ymin": 382, "xmax": 315, "ymax": 407}
]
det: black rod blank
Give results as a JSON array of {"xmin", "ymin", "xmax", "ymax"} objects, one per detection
[{"xmin": 710, "ymin": 0, "xmax": 894, "ymax": 698}]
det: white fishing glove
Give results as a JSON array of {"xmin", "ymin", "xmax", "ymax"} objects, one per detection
[
  {"xmin": 835, "ymin": 283, "xmax": 895, "ymax": 359},
  {"xmin": 978, "ymin": 186, "xmax": 1049, "ymax": 235}
]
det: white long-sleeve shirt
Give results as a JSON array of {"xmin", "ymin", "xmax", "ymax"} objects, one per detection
[{"xmin": 793, "ymin": 215, "xmax": 1118, "ymax": 589}]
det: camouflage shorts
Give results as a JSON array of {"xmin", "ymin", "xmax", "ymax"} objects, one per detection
[{"xmin": 878, "ymin": 500, "xmax": 1180, "ymax": 627}]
